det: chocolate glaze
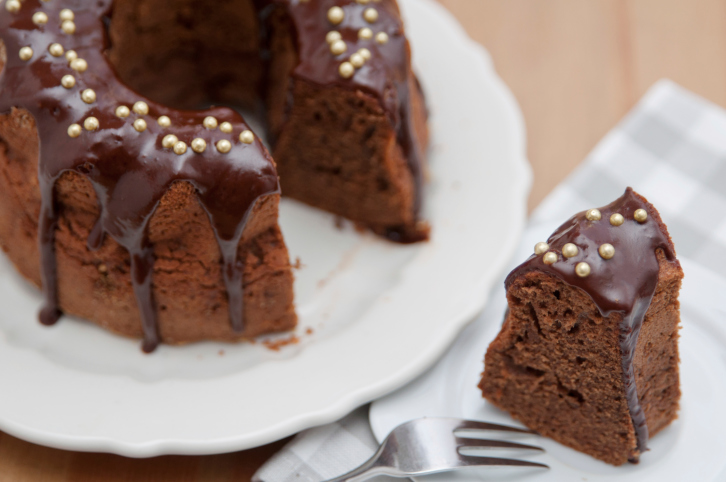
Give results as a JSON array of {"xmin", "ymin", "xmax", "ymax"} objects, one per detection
[
  {"xmin": 1, "ymin": 0, "xmax": 425, "ymax": 351},
  {"xmin": 505, "ymin": 188, "xmax": 678, "ymax": 459},
  {"xmin": 0, "ymin": 0, "xmax": 280, "ymax": 352},
  {"xmin": 272, "ymin": 0, "xmax": 426, "ymax": 241},
  {"xmin": 0, "ymin": 0, "xmax": 425, "ymax": 352}
]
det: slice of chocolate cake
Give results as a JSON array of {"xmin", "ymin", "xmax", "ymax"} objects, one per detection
[{"xmin": 479, "ymin": 188, "xmax": 683, "ymax": 466}]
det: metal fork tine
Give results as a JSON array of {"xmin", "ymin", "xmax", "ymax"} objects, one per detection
[
  {"xmin": 457, "ymin": 455, "xmax": 549, "ymax": 469},
  {"xmin": 456, "ymin": 437, "xmax": 545, "ymax": 452},
  {"xmin": 454, "ymin": 419, "xmax": 538, "ymax": 434}
]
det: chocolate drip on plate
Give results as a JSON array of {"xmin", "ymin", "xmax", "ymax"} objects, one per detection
[{"xmin": 505, "ymin": 187, "xmax": 678, "ymax": 457}]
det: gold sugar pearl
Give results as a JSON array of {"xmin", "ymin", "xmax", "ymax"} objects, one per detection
[
  {"xmin": 65, "ymin": 50, "xmax": 78, "ymax": 62},
  {"xmin": 5, "ymin": 0, "xmax": 20, "ymax": 13},
  {"xmin": 61, "ymin": 75, "xmax": 76, "ymax": 89},
  {"xmin": 61, "ymin": 20, "xmax": 76, "ymax": 35},
  {"xmin": 328, "ymin": 6, "xmax": 344, "ymax": 25},
  {"xmin": 81, "ymin": 88, "xmax": 96, "ymax": 104},
  {"xmin": 32, "ymin": 12, "xmax": 49, "ymax": 25},
  {"xmin": 350, "ymin": 53, "xmax": 365, "ymax": 68},
  {"xmin": 133, "ymin": 101, "xmax": 149, "ymax": 115},
  {"xmin": 534, "ymin": 242, "xmax": 549, "ymax": 256},
  {"xmin": 67, "ymin": 123, "xmax": 82, "ymax": 138},
  {"xmin": 191, "ymin": 138, "xmax": 207, "ymax": 153},
  {"xmin": 610, "ymin": 213, "xmax": 624, "ymax": 226},
  {"xmin": 220, "ymin": 122, "xmax": 233, "ymax": 133},
  {"xmin": 70, "ymin": 58, "xmax": 87, "ymax": 72},
  {"xmin": 358, "ymin": 48, "xmax": 371, "ymax": 60},
  {"xmin": 634, "ymin": 209, "xmax": 648, "ymax": 223},
  {"xmin": 203, "ymin": 116, "xmax": 218, "ymax": 130},
  {"xmin": 49, "ymin": 43, "xmax": 64, "ymax": 57},
  {"xmin": 599, "ymin": 243, "xmax": 615, "ymax": 260},
  {"xmin": 585, "ymin": 208, "xmax": 601, "ymax": 221},
  {"xmin": 543, "ymin": 252, "xmax": 558, "ymax": 265},
  {"xmin": 162, "ymin": 134, "xmax": 178, "ymax": 149},
  {"xmin": 239, "ymin": 130, "xmax": 254, "ymax": 144},
  {"xmin": 115, "ymin": 105, "xmax": 130, "ymax": 118},
  {"xmin": 575, "ymin": 262, "xmax": 591, "ymax": 278},
  {"xmin": 157, "ymin": 115, "xmax": 171, "ymax": 127},
  {"xmin": 330, "ymin": 39, "xmax": 347, "ymax": 55},
  {"xmin": 216, "ymin": 139, "xmax": 232, "ymax": 153},
  {"xmin": 358, "ymin": 27, "xmax": 373, "ymax": 40},
  {"xmin": 339, "ymin": 61, "xmax": 355, "ymax": 78},
  {"xmin": 173, "ymin": 141, "xmax": 187, "ymax": 155},
  {"xmin": 59, "ymin": 9, "xmax": 74, "ymax": 21},
  {"xmin": 375, "ymin": 32, "xmax": 389, "ymax": 44},
  {"xmin": 83, "ymin": 117, "xmax": 99, "ymax": 131},
  {"xmin": 363, "ymin": 7, "xmax": 378, "ymax": 22},
  {"xmin": 562, "ymin": 243, "xmax": 579, "ymax": 258},
  {"xmin": 326, "ymin": 31, "xmax": 341, "ymax": 44},
  {"xmin": 133, "ymin": 118, "xmax": 147, "ymax": 132},
  {"xmin": 19, "ymin": 47, "xmax": 33, "ymax": 61}
]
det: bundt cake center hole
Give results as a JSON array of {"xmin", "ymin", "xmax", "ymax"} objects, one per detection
[{"xmin": 104, "ymin": 0, "xmax": 269, "ymax": 139}]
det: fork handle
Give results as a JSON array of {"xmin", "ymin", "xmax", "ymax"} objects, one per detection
[{"xmin": 322, "ymin": 455, "xmax": 394, "ymax": 482}]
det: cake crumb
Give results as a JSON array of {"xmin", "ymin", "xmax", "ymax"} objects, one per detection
[
  {"xmin": 305, "ymin": 327, "xmax": 314, "ymax": 335},
  {"xmin": 263, "ymin": 335, "xmax": 300, "ymax": 351},
  {"xmin": 292, "ymin": 257, "xmax": 303, "ymax": 270},
  {"xmin": 218, "ymin": 349, "xmax": 225, "ymax": 356}
]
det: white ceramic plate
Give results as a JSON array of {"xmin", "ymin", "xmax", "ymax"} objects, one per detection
[
  {"xmin": 0, "ymin": 0, "xmax": 530, "ymax": 457},
  {"xmin": 370, "ymin": 223, "xmax": 726, "ymax": 482}
]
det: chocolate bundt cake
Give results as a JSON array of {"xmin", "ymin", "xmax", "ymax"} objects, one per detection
[
  {"xmin": 0, "ymin": 0, "xmax": 428, "ymax": 351},
  {"xmin": 479, "ymin": 188, "xmax": 683, "ymax": 465}
]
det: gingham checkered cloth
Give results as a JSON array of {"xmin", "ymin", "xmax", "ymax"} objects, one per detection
[
  {"xmin": 253, "ymin": 79, "xmax": 726, "ymax": 481},
  {"xmin": 531, "ymin": 79, "xmax": 726, "ymax": 268}
]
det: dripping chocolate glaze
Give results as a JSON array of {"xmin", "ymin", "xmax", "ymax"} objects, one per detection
[
  {"xmin": 0, "ymin": 0, "xmax": 424, "ymax": 351},
  {"xmin": 0, "ymin": 0, "xmax": 280, "ymax": 352},
  {"xmin": 505, "ymin": 187, "xmax": 678, "ymax": 459},
  {"xmin": 271, "ymin": 0, "xmax": 427, "ymax": 242}
]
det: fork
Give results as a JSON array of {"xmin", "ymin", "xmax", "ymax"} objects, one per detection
[{"xmin": 321, "ymin": 418, "xmax": 548, "ymax": 482}]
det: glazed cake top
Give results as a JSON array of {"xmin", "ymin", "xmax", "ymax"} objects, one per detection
[{"xmin": 506, "ymin": 187, "xmax": 677, "ymax": 317}]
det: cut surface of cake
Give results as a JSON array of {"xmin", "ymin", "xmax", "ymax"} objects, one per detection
[
  {"xmin": 479, "ymin": 188, "xmax": 683, "ymax": 465},
  {"xmin": 0, "ymin": 0, "xmax": 428, "ymax": 351}
]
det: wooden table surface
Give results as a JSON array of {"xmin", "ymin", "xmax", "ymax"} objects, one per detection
[{"xmin": 3, "ymin": 1, "xmax": 725, "ymax": 480}]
